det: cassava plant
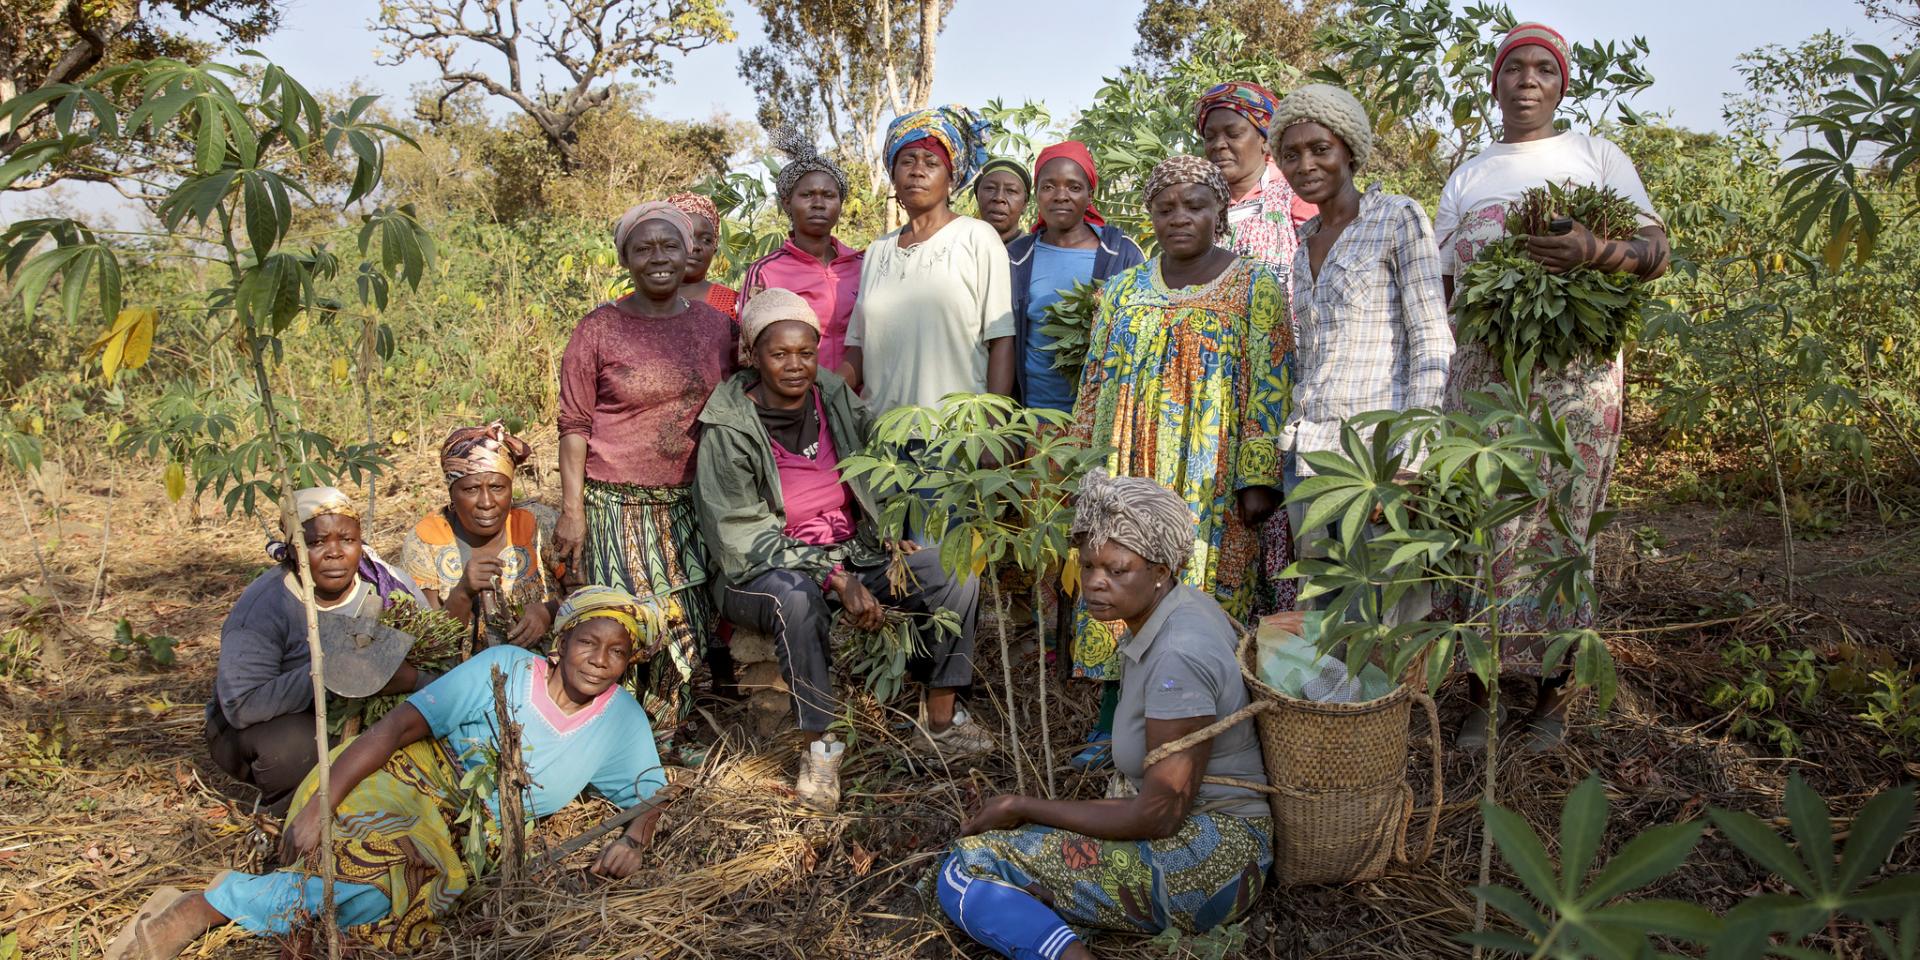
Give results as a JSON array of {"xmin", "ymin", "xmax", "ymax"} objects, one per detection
[
  {"xmin": 1284, "ymin": 352, "xmax": 1618, "ymax": 949},
  {"xmin": 1035, "ymin": 277, "xmax": 1105, "ymax": 382},
  {"xmin": 1468, "ymin": 773, "xmax": 1920, "ymax": 959},
  {"xmin": 0, "ymin": 54, "xmax": 431, "ymax": 956},
  {"xmin": 839, "ymin": 392, "xmax": 1106, "ymax": 796},
  {"xmin": 1453, "ymin": 182, "xmax": 1652, "ymax": 370}
]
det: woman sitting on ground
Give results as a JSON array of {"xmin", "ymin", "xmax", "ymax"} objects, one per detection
[
  {"xmin": 935, "ymin": 471, "xmax": 1272, "ymax": 960},
  {"xmin": 694, "ymin": 289, "xmax": 995, "ymax": 813},
  {"xmin": 398, "ymin": 421, "xmax": 561, "ymax": 648},
  {"xmin": 205, "ymin": 487, "xmax": 430, "ymax": 816},
  {"xmin": 113, "ymin": 586, "xmax": 671, "ymax": 959}
]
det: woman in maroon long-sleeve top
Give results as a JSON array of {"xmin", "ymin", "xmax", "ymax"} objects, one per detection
[{"xmin": 554, "ymin": 200, "xmax": 736, "ymax": 731}]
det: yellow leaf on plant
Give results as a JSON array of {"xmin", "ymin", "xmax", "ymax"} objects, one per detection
[
  {"xmin": 331, "ymin": 357, "xmax": 350, "ymax": 382},
  {"xmin": 105, "ymin": 421, "xmax": 124, "ymax": 446},
  {"xmin": 1883, "ymin": 336, "xmax": 1895, "ymax": 356},
  {"xmin": 1060, "ymin": 547, "xmax": 1081, "ymax": 596},
  {"xmin": 969, "ymin": 530, "xmax": 988, "ymax": 577},
  {"xmin": 163, "ymin": 462, "xmax": 186, "ymax": 502},
  {"xmin": 389, "ymin": 429, "xmax": 410, "ymax": 445},
  {"xmin": 90, "ymin": 306, "xmax": 157, "ymax": 382},
  {"xmin": 414, "ymin": 358, "xmax": 429, "ymax": 377}
]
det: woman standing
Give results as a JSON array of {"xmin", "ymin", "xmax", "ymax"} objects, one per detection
[
  {"xmin": 1067, "ymin": 156, "xmax": 1289, "ymax": 764},
  {"xmin": 934, "ymin": 473, "xmax": 1271, "ymax": 960},
  {"xmin": 974, "ymin": 157, "xmax": 1033, "ymax": 246},
  {"xmin": 1433, "ymin": 23, "xmax": 1668, "ymax": 753},
  {"xmin": 740, "ymin": 129, "xmax": 864, "ymax": 375},
  {"xmin": 1271, "ymin": 85, "xmax": 1454, "ymax": 626},
  {"xmin": 1196, "ymin": 79, "xmax": 1314, "ymax": 616},
  {"xmin": 1006, "ymin": 141, "xmax": 1145, "ymax": 412},
  {"xmin": 669, "ymin": 191, "xmax": 741, "ymax": 319},
  {"xmin": 556, "ymin": 200, "xmax": 736, "ymax": 730},
  {"xmin": 399, "ymin": 422, "xmax": 560, "ymax": 648},
  {"xmin": 840, "ymin": 105, "xmax": 1016, "ymax": 410}
]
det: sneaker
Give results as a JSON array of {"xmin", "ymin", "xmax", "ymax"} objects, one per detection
[
  {"xmin": 1454, "ymin": 702, "xmax": 1509, "ymax": 752},
  {"xmin": 794, "ymin": 736, "xmax": 844, "ymax": 813},
  {"xmin": 917, "ymin": 704, "xmax": 997, "ymax": 759},
  {"xmin": 1069, "ymin": 729, "xmax": 1112, "ymax": 771}
]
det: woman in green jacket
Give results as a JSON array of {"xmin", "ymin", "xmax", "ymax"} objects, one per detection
[{"xmin": 693, "ymin": 289, "xmax": 996, "ymax": 813}]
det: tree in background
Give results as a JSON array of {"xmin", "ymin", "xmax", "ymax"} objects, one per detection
[
  {"xmin": 375, "ymin": 0, "xmax": 734, "ymax": 169},
  {"xmin": 0, "ymin": 0, "xmax": 283, "ymax": 175},
  {"xmin": 1132, "ymin": 0, "xmax": 1342, "ymax": 71},
  {"xmin": 735, "ymin": 0, "xmax": 948, "ymax": 192}
]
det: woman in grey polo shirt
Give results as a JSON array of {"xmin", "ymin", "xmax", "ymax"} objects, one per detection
[{"xmin": 931, "ymin": 471, "xmax": 1271, "ymax": 960}]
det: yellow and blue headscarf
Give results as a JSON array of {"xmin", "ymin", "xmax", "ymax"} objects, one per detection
[
  {"xmin": 555, "ymin": 585, "xmax": 656, "ymax": 650},
  {"xmin": 884, "ymin": 105, "xmax": 992, "ymax": 190}
]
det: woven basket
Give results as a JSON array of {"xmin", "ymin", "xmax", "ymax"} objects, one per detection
[{"xmin": 1144, "ymin": 627, "xmax": 1442, "ymax": 886}]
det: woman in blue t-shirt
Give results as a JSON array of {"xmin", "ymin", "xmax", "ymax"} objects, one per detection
[
  {"xmin": 108, "ymin": 586, "xmax": 671, "ymax": 960},
  {"xmin": 1006, "ymin": 141, "xmax": 1145, "ymax": 411}
]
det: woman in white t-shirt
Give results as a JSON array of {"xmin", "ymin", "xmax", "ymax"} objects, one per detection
[
  {"xmin": 1433, "ymin": 23, "xmax": 1669, "ymax": 755},
  {"xmin": 839, "ymin": 106, "xmax": 1016, "ymax": 414}
]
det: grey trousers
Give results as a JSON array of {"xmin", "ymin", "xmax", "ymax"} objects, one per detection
[
  {"xmin": 204, "ymin": 706, "xmax": 317, "ymax": 816},
  {"xmin": 719, "ymin": 547, "xmax": 978, "ymax": 732},
  {"xmin": 1286, "ymin": 471, "xmax": 1434, "ymax": 626}
]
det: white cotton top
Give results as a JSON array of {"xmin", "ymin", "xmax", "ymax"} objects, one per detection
[
  {"xmin": 843, "ymin": 215, "xmax": 1016, "ymax": 415},
  {"xmin": 1433, "ymin": 131, "xmax": 1662, "ymax": 277}
]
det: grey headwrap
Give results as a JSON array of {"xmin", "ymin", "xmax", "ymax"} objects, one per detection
[
  {"xmin": 1070, "ymin": 470, "xmax": 1195, "ymax": 571},
  {"xmin": 771, "ymin": 127, "xmax": 850, "ymax": 203}
]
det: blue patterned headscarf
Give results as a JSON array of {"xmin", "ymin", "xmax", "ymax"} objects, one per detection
[{"xmin": 884, "ymin": 105, "xmax": 992, "ymax": 191}]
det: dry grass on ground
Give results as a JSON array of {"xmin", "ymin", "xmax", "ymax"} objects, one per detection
[{"xmin": 1, "ymin": 454, "xmax": 1917, "ymax": 958}]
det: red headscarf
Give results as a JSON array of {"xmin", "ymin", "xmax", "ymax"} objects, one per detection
[
  {"xmin": 1030, "ymin": 140, "xmax": 1106, "ymax": 230},
  {"xmin": 895, "ymin": 138, "xmax": 953, "ymax": 175}
]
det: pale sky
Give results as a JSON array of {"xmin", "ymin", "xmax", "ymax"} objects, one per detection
[{"xmin": 1, "ymin": 0, "xmax": 1895, "ymax": 221}]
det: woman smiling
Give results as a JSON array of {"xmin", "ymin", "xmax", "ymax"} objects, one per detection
[{"xmin": 555, "ymin": 200, "xmax": 736, "ymax": 729}]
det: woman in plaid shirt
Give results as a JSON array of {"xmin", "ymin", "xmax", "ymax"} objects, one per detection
[{"xmin": 1269, "ymin": 83, "xmax": 1455, "ymax": 617}]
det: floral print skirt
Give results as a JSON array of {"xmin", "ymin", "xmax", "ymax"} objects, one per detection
[
  {"xmin": 937, "ymin": 813, "xmax": 1272, "ymax": 935},
  {"xmin": 1432, "ymin": 343, "xmax": 1623, "ymax": 673}
]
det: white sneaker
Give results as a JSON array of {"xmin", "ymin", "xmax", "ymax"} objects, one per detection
[
  {"xmin": 795, "ymin": 736, "xmax": 844, "ymax": 813},
  {"xmin": 916, "ymin": 704, "xmax": 998, "ymax": 759}
]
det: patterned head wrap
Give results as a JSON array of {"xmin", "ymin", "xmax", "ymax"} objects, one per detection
[
  {"xmin": 612, "ymin": 201, "xmax": 695, "ymax": 264},
  {"xmin": 1195, "ymin": 80, "xmax": 1280, "ymax": 138},
  {"xmin": 555, "ymin": 585, "xmax": 651, "ymax": 649},
  {"xmin": 288, "ymin": 486, "xmax": 358, "ymax": 532},
  {"xmin": 1493, "ymin": 22, "xmax": 1571, "ymax": 95},
  {"xmin": 1031, "ymin": 140, "xmax": 1106, "ymax": 229},
  {"xmin": 884, "ymin": 105, "xmax": 992, "ymax": 190},
  {"xmin": 1071, "ymin": 470, "xmax": 1194, "ymax": 571},
  {"xmin": 975, "ymin": 157, "xmax": 1032, "ymax": 195},
  {"xmin": 440, "ymin": 421, "xmax": 532, "ymax": 486},
  {"xmin": 1272, "ymin": 83, "xmax": 1375, "ymax": 170},
  {"xmin": 1142, "ymin": 155, "xmax": 1232, "ymax": 240},
  {"xmin": 770, "ymin": 126, "xmax": 849, "ymax": 203},
  {"xmin": 266, "ymin": 486, "xmax": 415, "ymax": 605},
  {"xmin": 737, "ymin": 288, "xmax": 822, "ymax": 365},
  {"xmin": 667, "ymin": 192, "xmax": 720, "ymax": 230}
]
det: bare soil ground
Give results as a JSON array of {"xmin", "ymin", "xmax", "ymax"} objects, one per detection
[{"xmin": 1, "ymin": 452, "xmax": 1916, "ymax": 959}]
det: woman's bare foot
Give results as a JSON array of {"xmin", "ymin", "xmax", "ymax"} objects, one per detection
[{"xmin": 105, "ymin": 888, "xmax": 228, "ymax": 960}]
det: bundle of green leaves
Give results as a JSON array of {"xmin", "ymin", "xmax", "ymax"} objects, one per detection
[
  {"xmin": 1453, "ymin": 182, "xmax": 1649, "ymax": 370},
  {"xmin": 1036, "ymin": 278, "xmax": 1105, "ymax": 375},
  {"xmin": 328, "ymin": 600, "xmax": 471, "ymax": 735}
]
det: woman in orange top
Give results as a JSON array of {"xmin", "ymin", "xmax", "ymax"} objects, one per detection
[
  {"xmin": 399, "ymin": 422, "xmax": 561, "ymax": 647},
  {"xmin": 670, "ymin": 192, "xmax": 741, "ymax": 318}
]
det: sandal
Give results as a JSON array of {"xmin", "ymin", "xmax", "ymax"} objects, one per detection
[{"xmin": 105, "ymin": 886, "xmax": 189, "ymax": 960}]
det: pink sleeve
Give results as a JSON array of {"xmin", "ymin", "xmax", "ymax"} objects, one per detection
[
  {"xmin": 557, "ymin": 313, "xmax": 599, "ymax": 438},
  {"xmin": 1290, "ymin": 192, "xmax": 1317, "ymax": 230}
]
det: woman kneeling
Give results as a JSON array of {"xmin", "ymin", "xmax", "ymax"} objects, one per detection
[
  {"xmin": 110, "ymin": 586, "xmax": 671, "ymax": 959},
  {"xmin": 694, "ymin": 289, "xmax": 995, "ymax": 812},
  {"xmin": 935, "ymin": 472, "xmax": 1272, "ymax": 960}
]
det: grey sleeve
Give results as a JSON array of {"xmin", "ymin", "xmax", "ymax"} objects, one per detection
[
  {"xmin": 215, "ymin": 590, "xmax": 314, "ymax": 728},
  {"xmin": 1142, "ymin": 644, "xmax": 1229, "ymax": 722}
]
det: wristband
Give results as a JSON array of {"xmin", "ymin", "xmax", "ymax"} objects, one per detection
[{"xmin": 819, "ymin": 563, "xmax": 845, "ymax": 591}]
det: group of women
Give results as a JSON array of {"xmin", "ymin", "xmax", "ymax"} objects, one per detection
[{"xmin": 112, "ymin": 21, "xmax": 1669, "ymax": 960}]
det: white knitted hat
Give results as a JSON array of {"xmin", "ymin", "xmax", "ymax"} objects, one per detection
[{"xmin": 1271, "ymin": 84, "xmax": 1374, "ymax": 170}]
